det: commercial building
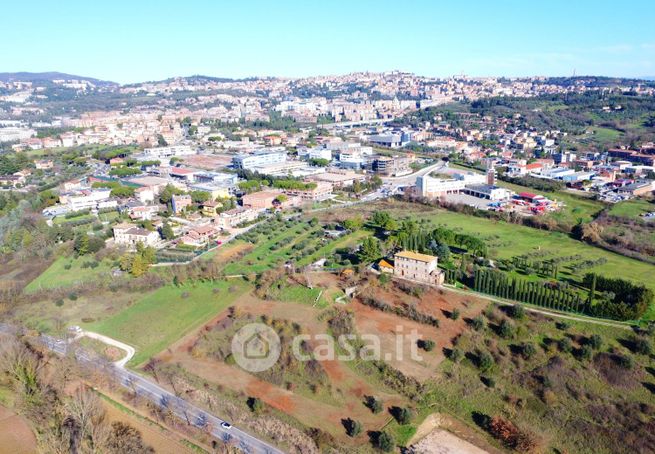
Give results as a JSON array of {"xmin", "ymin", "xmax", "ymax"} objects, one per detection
[
  {"xmin": 142, "ymin": 145, "xmax": 195, "ymax": 159},
  {"xmin": 393, "ymin": 250, "xmax": 444, "ymax": 286},
  {"xmin": 617, "ymin": 180, "xmax": 654, "ymax": 197},
  {"xmin": 308, "ymin": 170, "xmax": 365, "ymax": 188},
  {"xmin": 231, "ymin": 149, "xmax": 287, "ymax": 170},
  {"xmin": 369, "ymin": 156, "xmax": 411, "ymax": 176},
  {"xmin": 416, "ymin": 172, "xmax": 486, "ymax": 198},
  {"xmin": 462, "ymin": 184, "xmax": 513, "ymax": 201}
]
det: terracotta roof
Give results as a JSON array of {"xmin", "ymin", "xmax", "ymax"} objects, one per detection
[{"xmin": 394, "ymin": 250, "xmax": 437, "ymax": 263}]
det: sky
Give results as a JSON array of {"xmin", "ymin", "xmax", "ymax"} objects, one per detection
[{"xmin": 2, "ymin": 0, "xmax": 654, "ymax": 84}]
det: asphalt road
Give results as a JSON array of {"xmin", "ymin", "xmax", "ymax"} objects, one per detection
[{"xmin": 0, "ymin": 325, "xmax": 284, "ymax": 454}]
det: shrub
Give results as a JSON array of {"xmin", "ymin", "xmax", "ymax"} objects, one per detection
[
  {"xmin": 482, "ymin": 376, "xmax": 496, "ymax": 388},
  {"xmin": 558, "ymin": 338, "xmax": 572, "ymax": 353},
  {"xmin": 392, "ymin": 406, "xmax": 413, "ymax": 424},
  {"xmin": 343, "ymin": 418, "xmax": 362, "ymax": 437},
  {"xmin": 364, "ymin": 395, "xmax": 383, "ymax": 414},
  {"xmin": 374, "ymin": 431, "xmax": 395, "ymax": 452},
  {"xmin": 418, "ymin": 339, "xmax": 436, "ymax": 352},
  {"xmin": 450, "ymin": 308, "xmax": 461, "ymax": 320},
  {"xmin": 449, "ymin": 348, "xmax": 463, "ymax": 363},
  {"xmin": 578, "ymin": 345, "xmax": 593, "ymax": 361},
  {"xmin": 588, "ymin": 334, "xmax": 603, "ymax": 350},
  {"xmin": 522, "ymin": 342, "xmax": 536, "ymax": 360},
  {"xmin": 488, "ymin": 415, "xmax": 540, "ymax": 452},
  {"xmin": 55, "ymin": 299, "xmax": 64, "ymax": 307},
  {"xmin": 556, "ymin": 321, "xmax": 570, "ymax": 331},
  {"xmin": 509, "ymin": 304, "xmax": 525, "ymax": 319},
  {"xmin": 471, "ymin": 315, "xmax": 486, "ymax": 331},
  {"xmin": 633, "ymin": 336, "xmax": 652, "ymax": 355},
  {"xmin": 477, "ymin": 350, "xmax": 494, "ymax": 372},
  {"xmin": 617, "ymin": 354, "xmax": 634, "ymax": 370},
  {"xmin": 499, "ymin": 319, "xmax": 514, "ymax": 339},
  {"xmin": 247, "ymin": 397, "xmax": 263, "ymax": 413}
]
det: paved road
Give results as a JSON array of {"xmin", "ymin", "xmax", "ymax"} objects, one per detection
[{"xmin": 0, "ymin": 324, "xmax": 284, "ymax": 454}]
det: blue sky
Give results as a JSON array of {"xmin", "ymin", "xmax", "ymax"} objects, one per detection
[{"xmin": 2, "ymin": 0, "xmax": 654, "ymax": 83}]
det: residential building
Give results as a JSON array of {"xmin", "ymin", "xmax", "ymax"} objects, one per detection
[
  {"xmin": 113, "ymin": 223, "xmax": 160, "ymax": 248},
  {"xmin": 241, "ymin": 190, "xmax": 282, "ymax": 210},
  {"xmin": 393, "ymin": 250, "xmax": 444, "ymax": 286},
  {"xmin": 201, "ymin": 200, "xmax": 221, "ymax": 217},
  {"xmin": 214, "ymin": 207, "xmax": 259, "ymax": 229},
  {"xmin": 129, "ymin": 205, "xmax": 160, "ymax": 221},
  {"xmin": 171, "ymin": 194, "xmax": 192, "ymax": 214},
  {"xmin": 180, "ymin": 224, "xmax": 219, "ymax": 247},
  {"xmin": 135, "ymin": 186, "xmax": 155, "ymax": 204},
  {"xmin": 283, "ymin": 181, "xmax": 333, "ymax": 202}
]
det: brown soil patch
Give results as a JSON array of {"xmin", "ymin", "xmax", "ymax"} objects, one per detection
[
  {"xmin": 350, "ymin": 286, "xmax": 485, "ymax": 381},
  {"xmin": 0, "ymin": 405, "xmax": 37, "ymax": 454},
  {"xmin": 211, "ymin": 242, "xmax": 253, "ymax": 265},
  {"xmin": 171, "ymin": 354, "xmax": 402, "ymax": 440}
]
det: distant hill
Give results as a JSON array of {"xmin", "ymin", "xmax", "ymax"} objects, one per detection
[{"xmin": 0, "ymin": 72, "xmax": 116, "ymax": 86}]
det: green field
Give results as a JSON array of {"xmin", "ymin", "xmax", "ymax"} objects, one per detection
[
  {"xmin": 87, "ymin": 279, "xmax": 251, "ymax": 365},
  {"xmin": 608, "ymin": 198, "xmax": 655, "ymax": 218},
  {"xmin": 417, "ymin": 209, "xmax": 654, "ymax": 291},
  {"xmin": 223, "ymin": 222, "xmax": 323, "ymax": 275},
  {"xmin": 24, "ymin": 256, "xmax": 114, "ymax": 293},
  {"xmin": 53, "ymin": 213, "xmax": 95, "ymax": 225},
  {"xmin": 295, "ymin": 229, "xmax": 368, "ymax": 267},
  {"xmin": 589, "ymin": 126, "xmax": 624, "ymax": 144}
]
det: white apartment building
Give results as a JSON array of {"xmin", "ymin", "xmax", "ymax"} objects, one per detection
[{"xmin": 60, "ymin": 189, "xmax": 112, "ymax": 211}]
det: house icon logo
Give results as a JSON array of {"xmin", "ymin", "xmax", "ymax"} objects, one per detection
[{"xmin": 231, "ymin": 323, "xmax": 281, "ymax": 372}]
